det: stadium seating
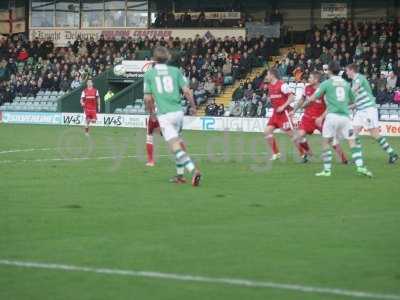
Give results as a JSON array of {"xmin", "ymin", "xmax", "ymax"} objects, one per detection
[
  {"xmin": 0, "ymin": 90, "xmax": 64, "ymax": 112},
  {"xmin": 114, "ymin": 99, "xmax": 188, "ymax": 115}
]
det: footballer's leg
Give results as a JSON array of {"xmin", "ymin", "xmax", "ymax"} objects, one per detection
[
  {"xmin": 84, "ymin": 117, "xmax": 90, "ymax": 136},
  {"xmin": 316, "ymin": 114, "xmax": 336, "ymax": 176},
  {"xmin": 344, "ymin": 120, "xmax": 373, "ymax": 177},
  {"xmin": 146, "ymin": 119, "xmax": 157, "ymax": 167},
  {"xmin": 264, "ymin": 125, "xmax": 280, "ymax": 160},
  {"xmin": 293, "ymin": 128, "xmax": 312, "ymax": 163},
  {"xmin": 331, "ymin": 138, "xmax": 348, "ymax": 164},
  {"xmin": 297, "ymin": 116, "xmax": 315, "ymax": 161},
  {"xmin": 145, "ymin": 133, "xmax": 155, "ymax": 167},
  {"xmin": 369, "ymin": 128, "xmax": 398, "ymax": 164},
  {"xmin": 169, "ymin": 138, "xmax": 201, "ymax": 186},
  {"xmin": 316, "ymin": 137, "xmax": 333, "ymax": 176},
  {"xmin": 160, "ymin": 111, "xmax": 201, "ymax": 186},
  {"xmin": 348, "ymin": 138, "xmax": 372, "ymax": 177},
  {"xmin": 286, "ymin": 129, "xmax": 306, "ymax": 158}
]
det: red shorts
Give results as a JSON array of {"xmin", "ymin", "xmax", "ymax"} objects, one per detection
[
  {"xmin": 147, "ymin": 117, "xmax": 160, "ymax": 135},
  {"xmin": 85, "ymin": 110, "xmax": 97, "ymax": 121},
  {"xmin": 299, "ymin": 115, "xmax": 322, "ymax": 134},
  {"xmin": 267, "ymin": 111, "xmax": 292, "ymax": 131}
]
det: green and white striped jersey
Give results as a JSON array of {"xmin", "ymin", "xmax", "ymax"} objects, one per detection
[{"xmin": 351, "ymin": 74, "xmax": 376, "ymax": 111}]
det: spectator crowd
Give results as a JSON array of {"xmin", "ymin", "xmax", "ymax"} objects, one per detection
[
  {"xmin": 0, "ymin": 33, "xmax": 279, "ymax": 110},
  {"xmin": 272, "ymin": 18, "xmax": 400, "ymax": 104}
]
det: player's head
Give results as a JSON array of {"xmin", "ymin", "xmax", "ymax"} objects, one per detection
[
  {"xmin": 345, "ymin": 63, "xmax": 358, "ymax": 79},
  {"xmin": 328, "ymin": 61, "xmax": 341, "ymax": 76},
  {"xmin": 152, "ymin": 46, "xmax": 171, "ymax": 64},
  {"xmin": 309, "ymin": 71, "xmax": 321, "ymax": 85},
  {"xmin": 266, "ymin": 68, "xmax": 280, "ymax": 82},
  {"xmin": 86, "ymin": 79, "xmax": 93, "ymax": 88}
]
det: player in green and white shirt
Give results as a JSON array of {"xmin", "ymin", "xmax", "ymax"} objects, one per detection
[
  {"xmin": 308, "ymin": 62, "xmax": 373, "ymax": 177},
  {"xmin": 144, "ymin": 46, "xmax": 201, "ymax": 186},
  {"xmin": 346, "ymin": 63, "xmax": 398, "ymax": 164}
]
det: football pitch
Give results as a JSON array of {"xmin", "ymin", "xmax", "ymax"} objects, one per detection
[{"xmin": 0, "ymin": 124, "xmax": 399, "ymax": 300}]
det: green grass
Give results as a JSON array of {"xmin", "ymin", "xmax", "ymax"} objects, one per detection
[{"xmin": 0, "ymin": 124, "xmax": 399, "ymax": 300}]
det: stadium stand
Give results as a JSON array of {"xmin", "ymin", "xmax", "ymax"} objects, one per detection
[
  {"xmin": 225, "ymin": 19, "xmax": 400, "ymax": 119},
  {"xmin": 1, "ymin": 18, "xmax": 400, "ymax": 120},
  {"xmin": 0, "ymin": 34, "xmax": 278, "ymax": 115}
]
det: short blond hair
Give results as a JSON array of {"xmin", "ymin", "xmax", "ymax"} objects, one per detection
[{"xmin": 153, "ymin": 46, "xmax": 171, "ymax": 63}]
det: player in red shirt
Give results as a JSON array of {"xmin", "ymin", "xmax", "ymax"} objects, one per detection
[
  {"xmin": 146, "ymin": 114, "xmax": 161, "ymax": 167},
  {"xmin": 264, "ymin": 69, "xmax": 305, "ymax": 160},
  {"xmin": 80, "ymin": 79, "xmax": 100, "ymax": 136},
  {"xmin": 293, "ymin": 71, "xmax": 348, "ymax": 163}
]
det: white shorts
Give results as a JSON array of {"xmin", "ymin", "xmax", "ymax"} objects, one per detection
[
  {"xmin": 353, "ymin": 107, "xmax": 379, "ymax": 130},
  {"xmin": 158, "ymin": 111, "xmax": 184, "ymax": 142},
  {"xmin": 322, "ymin": 113, "xmax": 355, "ymax": 140}
]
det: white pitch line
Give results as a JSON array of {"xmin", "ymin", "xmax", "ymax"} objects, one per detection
[
  {"xmin": 0, "ymin": 147, "xmax": 56, "ymax": 154},
  {"xmin": 0, "ymin": 152, "xmax": 269, "ymax": 164},
  {"xmin": 0, "ymin": 260, "xmax": 399, "ymax": 300}
]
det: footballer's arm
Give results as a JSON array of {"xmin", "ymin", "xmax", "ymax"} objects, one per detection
[
  {"xmin": 182, "ymin": 87, "xmax": 197, "ymax": 115},
  {"xmin": 315, "ymin": 109, "xmax": 328, "ymax": 128},
  {"xmin": 144, "ymin": 94, "xmax": 156, "ymax": 115},
  {"xmin": 97, "ymin": 90, "xmax": 101, "ymax": 112},
  {"xmin": 293, "ymin": 95, "xmax": 306, "ymax": 113},
  {"xmin": 276, "ymin": 93, "xmax": 294, "ymax": 113},
  {"xmin": 276, "ymin": 84, "xmax": 294, "ymax": 113}
]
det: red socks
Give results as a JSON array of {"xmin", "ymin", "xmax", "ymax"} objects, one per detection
[
  {"xmin": 146, "ymin": 134, "xmax": 154, "ymax": 163},
  {"xmin": 266, "ymin": 135, "xmax": 279, "ymax": 154},
  {"xmin": 333, "ymin": 144, "xmax": 348, "ymax": 163}
]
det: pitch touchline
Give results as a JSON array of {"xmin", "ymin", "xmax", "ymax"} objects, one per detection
[{"xmin": 0, "ymin": 260, "xmax": 399, "ymax": 300}]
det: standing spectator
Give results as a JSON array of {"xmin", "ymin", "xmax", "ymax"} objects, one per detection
[
  {"xmin": 270, "ymin": 9, "xmax": 283, "ymax": 25},
  {"xmin": 70, "ymin": 75, "xmax": 82, "ymax": 89}
]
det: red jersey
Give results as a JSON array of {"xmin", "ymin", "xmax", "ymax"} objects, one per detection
[
  {"xmin": 268, "ymin": 80, "xmax": 292, "ymax": 111},
  {"xmin": 303, "ymin": 85, "xmax": 326, "ymax": 119},
  {"xmin": 81, "ymin": 88, "xmax": 99, "ymax": 111}
]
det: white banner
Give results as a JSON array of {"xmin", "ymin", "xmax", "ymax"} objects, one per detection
[
  {"xmin": 1, "ymin": 112, "xmax": 400, "ymax": 137},
  {"xmin": 121, "ymin": 60, "xmax": 154, "ymax": 74},
  {"xmin": 1, "ymin": 112, "xmax": 62, "ymax": 125},
  {"xmin": 29, "ymin": 28, "xmax": 246, "ymax": 47},
  {"xmin": 174, "ymin": 12, "xmax": 241, "ymax": 20},
  {"xmin": 321, "ymin": 3, "xmax": 348, "ymax": 19}
]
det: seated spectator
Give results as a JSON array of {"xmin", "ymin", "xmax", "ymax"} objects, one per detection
[
  {"xmin": 189, "ymin": 77, "xmax": 199, "ymax": 91},
  {"xmin": 232, "ymin": 82, "xmax": 245, "ymax": 102},
  {"xmin": 243, "ymin": 83, "xmax": 253, "ymax": 101},
  {"xmin": 217, "ymin": 104, "xmax": 225, "ymax": 116},
  {"xmin": 386, "ymin": 71, "xmax": 398, "ymax": 92},
  {"xmin": 204, "ymin": 76, "xmax": 216, "ymax": 96},
  {"xmin": 293, "ymin": 65, "xmax": 304, "ymax": 82},
  {"xmin": 249, "ymin": 92, "xmax": 260, "ymax": 117},
  {"xmin": 194, "ymin": 82, "xmax": 207, "ymax": 106},
  {"xmin": 17, "ymin": 47, "xmax": 29, "ymax": 62},
  {"xmin": 0, "ymin": 59, "xmax": 8, "ymax": 80},
  {"xmin": 214, "ymin": 72, "xmax": 224, "ymax": 94},
  {"xmin": 205, "ymin": 100, "xmax": 218, "ymax": 116},
  {"xmin": 256, "ymin": 100, "xmax": 267, "ymax": 117},
  {"xmin": 59, "ymin": 76, "xmax": 71, "ymax": 92},
  {"xmin": 222, "ymin": 58, "xmax": 232, "ymax": 77},
  {"xmin": 394, "ymin": 88, "xmax": 400, "ymax": 104},
  {"xmin": 376, "ymin": 86, "xmax": 392, "ymax": 104},
  {"xmin": 239, "ymin": 52, "xmax": 251, "ymax": 77}
]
